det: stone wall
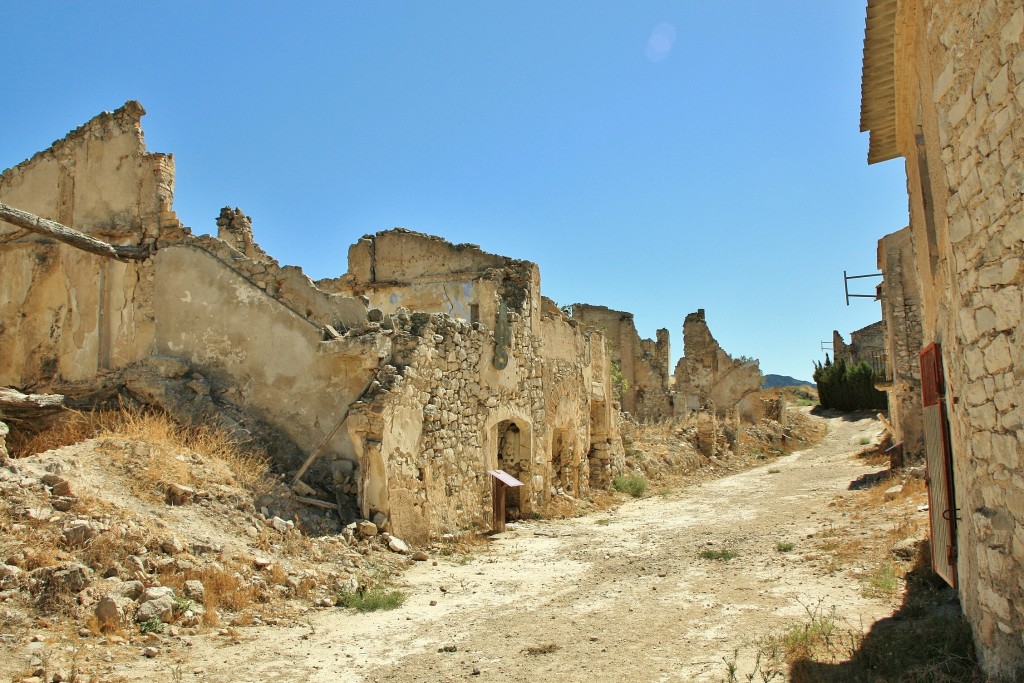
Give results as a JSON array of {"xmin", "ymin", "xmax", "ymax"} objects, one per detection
[
  {"xmin": 861, "ymin": 0, "xmax": 1024, "ymax": 675},
  {"xmin": 570, "ymin": 304, "xmax": 672, "ymax": 420},
  {"xmin": 673, "ymin": 309, "xmax": 762, "ymax": 421},
  {"xmin": 877, "ymin": 227, "xmax": 925, "ymax": 463},
  {"xmin": 334, "ymin": 231, "xmax": 624, "ymax": 542}
]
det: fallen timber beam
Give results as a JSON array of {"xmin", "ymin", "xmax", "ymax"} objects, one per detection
[
  {"xmin": 0, "ymin": 202, "xmax": 151, "ymax": 261},
  {"xmin": 0, "ymin": 387, "xmax": 66, "ymax": 421}
]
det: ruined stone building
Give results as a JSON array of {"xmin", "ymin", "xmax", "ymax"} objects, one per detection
[
  {"xmin": 831, "ymin": 320, "xmax": 887, "ymax": 369},
  {"xmin": 860, "ymin": 0, "xmax": 1024, "ymax": 675},
  {"xmin": 0, "ymin": 102, "xmax": 624, "ymax": 544}
]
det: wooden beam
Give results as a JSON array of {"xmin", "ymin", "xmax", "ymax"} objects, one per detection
[{"xmin": 0, "ymin": 202, "xmax": 151, "ymax": 261}]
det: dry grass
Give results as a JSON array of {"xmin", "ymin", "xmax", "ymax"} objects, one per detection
[
  {"xmin": 10, "ymin": 405, "xmax": 272, "ymax": 499},
  {"xmin": 7, "ymin": 409, "xmax": 111, "ymax": 458}
]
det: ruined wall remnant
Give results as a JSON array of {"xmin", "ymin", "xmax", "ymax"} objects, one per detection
[
  {"xmin": 860, "ymin": 0, "xmax": 1024, "ymax": 674},
  {"xmin": 673, "ymin": 309, "xmax": 762, "ymax": 421},
  {"xmin": 569, "ymin": 304, "xmax": 672, "ymax": 421},
  {"xmin": 0, "ymin": 103, "xmax": 625, "ymax": 546},
  {"xmin": 877, "ymin": 227, "xmax": 924, "ymax": 464}
]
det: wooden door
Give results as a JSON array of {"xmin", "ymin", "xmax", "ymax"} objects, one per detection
[{"xmin": 920, "ymin": 342, "xmax": 958, "ymax": 587}]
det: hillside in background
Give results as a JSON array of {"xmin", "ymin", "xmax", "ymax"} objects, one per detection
[{"xmin": 763, "ymin": 374, "xmax": 814, "ymax": 389}]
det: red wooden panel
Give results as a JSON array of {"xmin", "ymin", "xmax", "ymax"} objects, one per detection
[
  {"xmin": 920, "ymin": 342, "xmax": 957, "ymax": 588},
  {"xmin": 920, "ymin": 342, "xmax": 944, "ymax": 407}
]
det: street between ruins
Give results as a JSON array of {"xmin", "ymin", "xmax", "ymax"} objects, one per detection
[{"xmin": 111, "ymin": 409, "xmax": 912, "ymax": 683}]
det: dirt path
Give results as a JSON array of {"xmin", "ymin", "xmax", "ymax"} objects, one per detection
[{"xmin": 121, "ymin": 411, "xmax": 903, "ymax": 682}]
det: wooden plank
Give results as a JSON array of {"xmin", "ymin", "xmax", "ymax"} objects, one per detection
[{"xmin": 0, "ymin": 202, "xmax": 151, "ymax": 261}]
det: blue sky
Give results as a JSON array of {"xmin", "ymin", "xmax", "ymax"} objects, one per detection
[{"xmin": 1, "ymin": 2, "xmax": 908, "ymax": 381}]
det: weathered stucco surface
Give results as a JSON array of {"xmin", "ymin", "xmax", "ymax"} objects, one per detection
[{"xmin": 862, "ymin": 0, "xmax": 1024, "ymax": 675}]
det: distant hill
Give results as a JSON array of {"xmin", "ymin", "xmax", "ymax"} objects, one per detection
[{"xmin": 763, "ymin": 374, "xmax": 815, "ymax": 389}]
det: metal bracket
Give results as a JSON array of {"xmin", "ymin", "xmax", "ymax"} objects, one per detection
[{"xmin": 844, "ymin": 270, "xmax": 883, "ymax": 305}]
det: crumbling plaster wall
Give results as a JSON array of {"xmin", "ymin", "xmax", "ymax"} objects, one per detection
[
  {"xmin": 673, "ymin": 309, "xmax": 762, "ymax": 421},
  {"xmin": 863, "ymin": 0, "xmax": 1024, "ymax": 674},
  {"xmin": 152, "ymin": 244, "xmax": 382, "ymax": 466},
  {"xmin": 0, "ymin": 102, "xmax": 172, "ymax": 385},
  {"xmin": 878, "ymin": 227, "xmax": 925, "ymax": 462},
  {"xmin": 569, "ymin": 303, "xmax": 672, "ymax": 421},
  {"xmin": 323, "ymin": 229, "xmax": 540, "ymax": 336}
]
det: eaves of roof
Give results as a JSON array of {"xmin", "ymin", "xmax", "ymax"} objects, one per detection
[{"xmin": 860, "ymin": 0, "xmax": 901, "ymax": 164}]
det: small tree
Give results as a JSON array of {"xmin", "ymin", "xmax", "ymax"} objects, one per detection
[
  {"xmin": 610, "ymin": 361, "xmax": 628, "ymax": 401},
  {"xmin": 813, "ymin": 355, "xmax": 887, "ymax": 411}
]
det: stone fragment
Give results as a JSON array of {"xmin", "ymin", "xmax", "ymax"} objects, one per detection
[
  {"xmin": 883, "ymin": 485, "xmax": 902, "ymax": 501},
  {"xmin": 371, "ymin": 511, "xmax": 388, "ymax": 529},
  {"xmin": 357, "ymin": 520, "xmax": 378, "ymax": 538},
  {"xmin": 61, "ymin": 521, "xmax": 97, "ymax": 548},
  {"xmin": 183, "ymin": 579, "xmax": 205, "ymax": 603},
  {"xmin": 148, "ymin": 356, "xmax": 190, "ymax": 379},
  {"xmin": 136, "ymin": 595, "xmax": 175, "ymax": 623},
  {"xmin": 50, "ymin": 479, "xmax": 73, "ymax": 497},
  {"xmin": 141, "ymin": 586, "xmax": 175, "ymax": 603},
  {"xmin": 412, "ymin": 551, "xmax": 430, "ymax": 562},
  {"xmin": 0, "ymin": 563, "xmax": 24, "ymax": 586},
  {"xmin": 51, "ymin": 497, "xmax": 76, "ymax": 512},
  {"xmin": 160, "ymin": 536, "xmax": 185, "ymax": 555},
  {"xmin": 270, "ymin": 516, "xmax": 291, "ymax": 533},
  {"xmin": 388, "ymin": 537, "xmax": 411, "ymax": 554},
  {"xmin": 95, "ymin": 595, "xmax": 129, "ymax": 628},
  {"xmin": 112, "ymin": 580, "xmax": 145, "ymax": 600},
  {"xmin": 36, "ymin": 563, "xmax": 91, "ymax": 595},
  {"xmin": 891, "ymin": 537, "xmax": 919, "ymax": 560},
  {"xmin": 292, "ymin": 480, "xmax": 316, "ymax": 497},
  {"xmin": 165, "ymin": 482, "xmax": 195, "ymax": 506}
]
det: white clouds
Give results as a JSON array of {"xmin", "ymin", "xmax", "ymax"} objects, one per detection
[{"xmin": 645, "ymin": 22, "xmax": 677, "ymax": 62}]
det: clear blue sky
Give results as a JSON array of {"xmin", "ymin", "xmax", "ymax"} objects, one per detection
[{"xmin": 2, "ymin": 1, "xmax": 908, "ymax": 381}]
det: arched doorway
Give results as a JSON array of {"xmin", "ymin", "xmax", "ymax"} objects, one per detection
[{"xmin": 496, "ymin": 420, "xmax": 523, "ymax": 518}]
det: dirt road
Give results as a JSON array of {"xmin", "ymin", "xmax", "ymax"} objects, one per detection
[{"xmin": 123, "ymin": 411, "xmax": 907, "ymax": 682}]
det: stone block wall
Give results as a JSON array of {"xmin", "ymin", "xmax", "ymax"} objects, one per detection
[
  {"xmin": 862, "ymin": 0, "xmax": 1024, "ymax": 674},
  {"xmin": 927, "ymin": 3, "xmax": 1024, "ymax": 673},
  {"xmin": 345, "ymin": 289, "xmax": 621, "ymax": 544}
]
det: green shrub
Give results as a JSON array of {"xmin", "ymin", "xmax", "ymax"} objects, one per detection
[
  {"xmin": 613, "ymin": 474, "xmax": 647, "ymax": 497},
  {"xmin": 813, "ymin": 356, "xmax": 888, "ymax": 411},
  {"xmin": 700, "ymin": 548, "xmax": 737, "ymax": 560},
  {"xmin": 776, "ymin": 542, "xmax": 795, "ymax": 552},
  {"xmin": 337, "ymin": 587, "xmax": 406, "ymax": 612}
]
